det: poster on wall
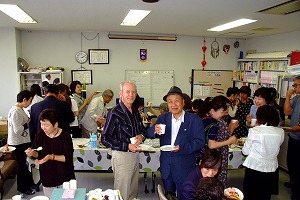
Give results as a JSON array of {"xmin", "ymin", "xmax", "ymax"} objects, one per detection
[{"xmin": 71, "ymin": 70, "xmax": 93, "ymax": 84}]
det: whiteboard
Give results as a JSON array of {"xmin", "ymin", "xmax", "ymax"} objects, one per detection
[
  {"xmin": 126, "ymin": 70, "xmax": 174, "ymax": 106},
  {"xmin": 191, "ymin": 70, "xmax": 233, "ymax": 100}
]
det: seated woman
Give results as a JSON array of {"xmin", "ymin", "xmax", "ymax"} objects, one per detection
[
  {"xmin": 181, "ymin": 148, "xmax": 221, "ymax": 200},
  {"xmin": 194, "ymin": 177, "xmax": 224, "ymax": 200},
  {"xmin": 25, "ymin": 109, "xmax": 75, "ymax": 197}
]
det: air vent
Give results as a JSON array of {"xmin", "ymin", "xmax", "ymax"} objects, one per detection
[
  {"xmin": 252, "ymin": 27, "xmax": 275, "ymax": 31},
  {"xmin": 257, "ymin": 0, "xmax": 300, "ymax": 15}
]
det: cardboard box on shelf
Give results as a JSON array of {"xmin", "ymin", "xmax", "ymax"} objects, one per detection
[{"xmin": 0, "ymin": 120, "xmax": 8, "ymax": 135}]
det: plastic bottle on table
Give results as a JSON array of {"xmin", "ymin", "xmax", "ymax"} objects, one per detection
[{"xmin": 90, "ymin": 133, "xmax": 97, "ymax": 148}]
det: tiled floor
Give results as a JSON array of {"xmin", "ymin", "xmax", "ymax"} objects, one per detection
[{"xmin": 3, "ymin": 168, "xmax": 291, "ymax": 199}]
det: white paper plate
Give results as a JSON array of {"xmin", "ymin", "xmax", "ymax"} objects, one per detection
[
  {"xmin": 30, "ymin": 196, "xmax": 49, "ymax": 200},
  {"xmin": 224, "ymin": 187, "xmax": 243, "ymax": 200},
  {"xmin": 0, "ymin": 146, "xmax": 16, "ymax": 153},
  {"xmin": 101, "ymin": 191, "xmax": 116, "ymax": 200},
  {"xmin": 139, "ymin": 144, "xmax": 156, "ymax": 152},
  {"xmin": 160, "ymin": 145, "xmax": 175, "ymax": 151}
]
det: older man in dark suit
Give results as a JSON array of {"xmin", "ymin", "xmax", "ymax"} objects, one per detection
[
  {"xmin": 147, "ymin": 86, "xmax": 205, "ymax": 199},
  {"xmin": 29, "ymin": 84, "xmax": 74, "ymax": 141}
]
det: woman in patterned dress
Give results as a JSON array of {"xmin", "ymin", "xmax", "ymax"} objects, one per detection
[
  {"xmin": 217, "ymin": 116, "xmax": 238, "ymax": 185},
  {"xmin": 233, "ymin": 86, "xmax": 253, "ymax": 138},
  {"xmin": 201, "ymin": 96, "xmax": 238, "ymax": 186}
]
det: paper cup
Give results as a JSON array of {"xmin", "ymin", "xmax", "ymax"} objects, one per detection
[
  {"xmin": 231, "ymin": 119, "xmax": 238, "ymax": 123},
  {"xmin": 63, "ymin": 182, "xmax": 70, "ymax": 189},
  {"xmin": 12, "ymin": 195, "xmax": 22, "ymax": 200},
  {"xmin": 251, "ymin": 119, "xmax": 257, "ymax": 126},
  {"xmin": 130, "ymin": 137, "xmax": 137, "ymax": 144},
  {"xmin": 69, "ymin": 179, "xmax": 77, "ymax": 189},
  {"xmin": 159, "ymin": 124, "xmax": 166, "ymax": 134}
]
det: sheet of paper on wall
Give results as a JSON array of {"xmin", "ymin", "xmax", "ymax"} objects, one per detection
[
  {"xmin": 202, "ymin": 85, "xmax": 211, "ymax": 97},
  {"xmin": 193, "ymin": 85, "xmax": 203, "ymax": 97}
]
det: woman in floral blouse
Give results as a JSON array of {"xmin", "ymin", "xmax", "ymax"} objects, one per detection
[{"xmin": 233, "ymin": 86, "xmax": 253, "ymax": 138}]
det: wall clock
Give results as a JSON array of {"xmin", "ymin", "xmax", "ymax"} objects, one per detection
[{"xmin": 75, "ymin": 51, "xmax": 88, "ymax": 64}]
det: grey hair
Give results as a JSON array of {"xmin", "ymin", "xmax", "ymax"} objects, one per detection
[
  {"xmin": 293, "ymin": 75, "xmax": 300, "ymax": 81},
  {"xmin": 120, "ymin": 80, "xmax": 137, "ymax": 91},
  {"xmin": 102, "ymin": 89, "xmax": 114, "ymax": 97},
  {"xmin": 159, "ymin": 102, "xmax": 169, "ymax": 112}
]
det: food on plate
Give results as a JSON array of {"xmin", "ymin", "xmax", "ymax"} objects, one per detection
[
  {"xmin": 6, "ymin": 144, "xmax": 9, "ymax": 152},
  {"xmin": 236, "ymin": 138, "xmax": 245, "ymax": 146},
  {"xmin": 77, "ymin": 144, "xmax": 86, "ymax": 148},
  {"xmin": 224, "ymin": 187, "xmax": 242, "ymax": 200}
]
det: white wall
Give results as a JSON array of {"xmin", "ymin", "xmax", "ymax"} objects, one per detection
[
  {"xmin": 0, "ymin": 28, "xmax": 20, "ymax": 117},
  {"xmin": 20, "ymin": 31, "xmax": 242, "ymax": 106},
  {"xmin": 0, "ymin": 29, "xmax": 299, "ymax": 116},
  {"xmin": 245, "ymin": 30, "xmax": 300, "ymax": 52}
]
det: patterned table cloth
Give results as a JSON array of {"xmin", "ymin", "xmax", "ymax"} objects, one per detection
[{"xmin": 72, "ymin": 138, "xmax": 160, "ymax": 172}]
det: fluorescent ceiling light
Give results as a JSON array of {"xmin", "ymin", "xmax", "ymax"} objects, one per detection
[
  {"xmin": 208, "ymin": 18, "xmax": 257, "ymax": 32},
  {"xmin": 0, "ymin": 4, "xmax": 37, "ymax": 23},
  {"xmin": 121, "ymin": 9, "xmax": 151, "ymax": 26}
]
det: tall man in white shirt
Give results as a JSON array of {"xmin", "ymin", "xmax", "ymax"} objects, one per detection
[{"xmin": 80, "ymin": 89, "xmax": 114, "ymax": 138}]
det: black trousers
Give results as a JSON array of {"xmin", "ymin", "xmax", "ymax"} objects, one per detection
[
  {"xmin": 70, "ymin": 126, "xmax": 82, "ymax": 138},
  {"xmin": 243, "ymin": 167, "xmax": 275, "ymax": 200},
  {"xmin": 287, "ymin": 136, "xmax": 300, "ymax": 198},
  {"xmin": 13, "ymin": 142, "xmax": 35, "ymax": 193}
]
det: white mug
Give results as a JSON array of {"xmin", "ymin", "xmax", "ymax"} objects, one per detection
[
  {"xmin": 158, "ymin": 124, "xmax": 166, "ymax": 134},
  {"xmin": 12, "ymin": 195, "xmax": 22, "ymax": 200},
  {"xmin": 251, "ymin": 119, "xmax": 257, "ymax": 126}
]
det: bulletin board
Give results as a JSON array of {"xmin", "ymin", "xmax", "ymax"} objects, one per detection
[
  {"xmin": 191, "ymin": 70, "xmax": 233, "ymax": 100},
  {"xmin": 125, "ymin": 70, "xmax": 174, "ymax": 106}
]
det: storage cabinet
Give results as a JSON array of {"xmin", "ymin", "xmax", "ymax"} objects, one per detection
[
  {"xmin": 233, "ymin": 58, "xmax": 289, "ymax": 97},
  {"xmin": 19, "ymin": 71, "xmax": 64, "ymax": 91}
]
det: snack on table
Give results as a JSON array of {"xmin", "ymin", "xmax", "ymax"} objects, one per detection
[
  {"xmin": 236, "ymin": 138, "xmax": 245, "ymax": 146},
  {"xmin": 224, "ymin": 187, "xmax": 242, "ymax": 200}
]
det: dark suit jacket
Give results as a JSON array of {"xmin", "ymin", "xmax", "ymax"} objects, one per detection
[
  {"xmin": 147, "ymin": 111, "xmax": 205, "ymax": 183},
  {"xmin": 29, "ymin": 96, "xmax": 75, "ymax": 137}
]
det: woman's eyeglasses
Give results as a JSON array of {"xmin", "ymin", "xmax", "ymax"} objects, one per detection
[{"xmin": 292, "ymin": 84, "xmax": 300, "ymax": 88}]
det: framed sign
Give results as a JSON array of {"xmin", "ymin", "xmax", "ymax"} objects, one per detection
[
  {"xmin": 89, "ymin": 49, "xmax": 109, "ymax": 64},
  {"xmin": 71, "ymin": 70, "xmax": 93, "ymax": 85}
]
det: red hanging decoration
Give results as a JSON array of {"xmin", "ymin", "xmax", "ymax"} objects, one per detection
[{"xmin": 201, "ymin": 38, "xmax": 207, "ymax": 70}]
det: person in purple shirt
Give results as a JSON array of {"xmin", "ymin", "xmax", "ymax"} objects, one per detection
[{"xmin": 181, "ymin": 148, "xmax": 221, "ymax": 200}]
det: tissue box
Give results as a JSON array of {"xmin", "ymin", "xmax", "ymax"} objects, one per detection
[{"xmin": 50, "ymin": 188, "xmax": 86, "ymax": 200}]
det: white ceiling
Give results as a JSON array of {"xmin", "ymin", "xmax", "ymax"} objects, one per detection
[{"xmin": 0, "ymin": 0, "xmax": 300, "ymax": 39}]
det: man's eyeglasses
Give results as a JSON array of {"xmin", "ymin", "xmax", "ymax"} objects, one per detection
[{"xmin": 292, "ymin": 84, "xmax": 300, "ymax": 88}]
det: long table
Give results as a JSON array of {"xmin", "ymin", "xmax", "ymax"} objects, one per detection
[
  {"xmin": 28, "ymin": 138, "xmax": 245, "ymax": 171},
  {"xmin": 72, "ymin": 139, "xmax": 245, "ymax": 171}
]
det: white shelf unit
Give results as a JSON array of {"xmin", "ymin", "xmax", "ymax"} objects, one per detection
[
  {"xmin": 233, "ymin": 58, "xmax": 289, "ymax": 97},
  {"xmin": 19, "ymin": 71, "xmax": 64, "ymax": 91}
]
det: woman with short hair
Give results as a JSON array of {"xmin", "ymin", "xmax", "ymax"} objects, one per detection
[
  {"xmin": 25, "ymin": 109, "xmax": 75, "ymax": 197},
  {"xmin": 242, "ymin": 105, "xmax": 284, "ymax": 200}
]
